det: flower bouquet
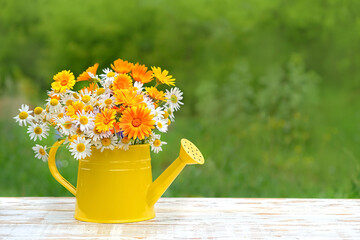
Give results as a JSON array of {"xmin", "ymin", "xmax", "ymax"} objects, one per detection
[
  {"xmin": 14, "ymin": 58, "xmax": 184, "ymax": 161},
  {"xmin": 14, "ymin": 58, "xmax": 204, "ymax": 223}
]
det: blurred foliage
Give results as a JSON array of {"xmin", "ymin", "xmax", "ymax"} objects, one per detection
[
  {"xmin": 1, "ymin": 0, "xmax": 360, "ymax": 197},
  {"xmin": 2, "ymin": 0, "xmax": 360, "ymax": 95},
  {"xmin": 197, "ymin": 54, "xmax": 319, "ymax": 165}
]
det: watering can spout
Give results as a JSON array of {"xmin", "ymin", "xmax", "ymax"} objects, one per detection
[{"xmin": 146, "ymin": 139, "xmax": 204, "ymax": 207}]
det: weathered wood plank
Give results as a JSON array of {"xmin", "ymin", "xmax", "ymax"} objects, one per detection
[{"xmin": 0, "ymin": 198, "xmax": 359, "ymax": 239}]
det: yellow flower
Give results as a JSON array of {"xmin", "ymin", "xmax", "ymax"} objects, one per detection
[
  {"xmin": 77, "ymin": 63, "xmax": 99, "ymax": 82},
  {"xmin": 151, "ymin": 67, "xmax": 175, "ymax": 86},
  {"xmin": 51, "ymin": 70, "xmax": 75, "ymax": 93},
  {"xmin": 120, "ymin": 105, "xmax": 155, "ymax": 140},
  {"xmin": 145, "ymin": 86, "xmax": 166, "ymax": 101},
  {"xmin": 95, "ymin": 108, "xmax": 116, "ymax": 132}
]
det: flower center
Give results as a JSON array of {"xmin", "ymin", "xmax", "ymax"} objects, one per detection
[
  {"xmin": 85, "ymin": 105, "xmax": 93, "ymax": 112},
  {"xmin": 39, "ymin": 148, "xmax": 46, "ymax": 155},
  {"xmin": 101, "ymin": 138, "xmax": 111, "ymax": 146},
  {"xmin": 80, "ymin": 116, "xmax": 89, "ymax": 125},
  {"xmin": 96, "ymin": 88, "xmax": 105, "ymax": 95},
  {"xmin": 107, "ymin": 72, "xmax": 115, "ymax": 78},
  {"xmin": 60, "ymin": 79, "xmax": 68, "ymax": 86},
  {"xmin": 105, "ymin": 99, "xmax": 112, "ymax": 105},
  {"xmin": 76, "ymin": 127, "xmax": 83, "ymax": 135},
  {"xmin": 122, "ymin": 137, "xmax": 130, "ymax": 144},
  {"xmin": 73, "ymin": 93, "xmax": 79, "ymax": 99},
  {"xmin": 163, "ymin": 111, "xmax": 169, "ymax": 119},
  {"xmin": 82, "ymin": 95, "xmax": 91, "ymax": 103},
  {"xmin": 58, "ymin": 113, "xmax": 64, "ymax": 118},
  {"xmin": 34, "ymin": 107, "xmax": 43, "ymax": 115},
  {"xmin": 157, "ymin": 122, "xmax": 163, "ymax": 128},
  {"xmin": 64, "ymin": 121, "xmax": 72, "ymax": 129},
  {"xmin": 76, "ymin": 143, "xmax": 86, "ymax": 152},
  {"xmin": 154, "ymin": 139, "xmax": 161, "ymax": 147},
  {"xmin": 19, "ymin": 111, "xmax": 28, "ymax": 120},
  {"xmin": 34, "ymin": 127, "xmax": 42, "ymax": 135},
  {"xmin": 131, "ymin": 118, "xmax": 142, "ymax": 127},
  {"xmin": 65, "ymin": 99, "xmax": 74, "ymax": 106},
  {"xmin": 94, "ymin": 127, "xmax": 101, "ymax": 134},
  {"xmin": 170, "ymin": 95, "xmax": 178, "ymax": 103},
  {"xmin": 50, "ymin": 99, "xmax": 58, "ymax": 106}
]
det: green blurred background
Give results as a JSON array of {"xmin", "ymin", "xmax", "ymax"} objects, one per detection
[{"xmin": 1, "ymin": 0, "xmax": 360, "ymax": 198}]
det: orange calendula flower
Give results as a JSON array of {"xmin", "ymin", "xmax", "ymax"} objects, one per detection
[
  {"xmin": 52, "ymin": 70, "xmax": 76, "ymax": 93},
  {"xmin": 111, "ymin": 122, "xmax": 121, "ymax": 134},
  {"xmin": 66, "ymin": 101, "xmax": 85, "ymax": 120},
  {"xmin": 80, "ymin": 82, "xmax": 98, "ymax": 94},
  {"xmin": 77, "ymin": 63, "xmax": 99, "ymax": 82},
  {"xmin": 119, "ymin": 105, "xmax": 155, "ymax": 140},
  {"xmin": 48, "ymin": 94, "xmax": 60, "ymax": 101},
  {"xmin": 114, "ymin": 88, "xmax": 144, "ymax": 108},
  {"xmin": 151, "ymin": 67, "xmax": 175, "ymax": 86},
  {"xmin": 112, "ymin": 74, "xmax": 132, "ymax": 91},
  {"xmin": 145, "ymin": 86, "xmax": 166, "ymax": 101},
  {"xmin": 111, "ymin": 58, "xmax": 133, "ymax": 74},
  {"xmin": 95, "ymin": 108, "xmax": 116, "ymax": 132},
  {"xmin": 131, "ymin": 63, "xmax": 153, "ymax": 83}
]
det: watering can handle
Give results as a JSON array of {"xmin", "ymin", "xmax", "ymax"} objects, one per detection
[{"xmin": 48, "ymin": 139, "xmax": 76, "ymax": 196}]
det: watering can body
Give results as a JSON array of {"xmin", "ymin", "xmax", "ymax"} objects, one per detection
[
  {"xmin": 75, "ymin": 144, "xmax": 155, "ymax": 223},
  {"xmin": 48, "ymin": 139, "xmax": 204, "ymax": 223}
]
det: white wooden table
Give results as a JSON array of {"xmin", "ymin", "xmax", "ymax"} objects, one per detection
[{"xmin": 0, "ymin": 198, "xmax": 359, "ymax": 239}]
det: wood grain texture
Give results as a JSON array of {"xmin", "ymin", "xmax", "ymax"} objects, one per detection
[{"xmin": 0, "ymin": 197, "xmax": 359, "ymax": 239}]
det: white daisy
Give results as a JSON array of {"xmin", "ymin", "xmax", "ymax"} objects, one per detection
[
  {"xmin": 165, "ymin": 107, "xmax": 175, "ymax": 122},
  {"xmin": 99, "ymin": 68, "xmax": 117, "ymax": 88},
  {"xmin": 151, "ymin": 107, "xmax": 165, "ymax": 121},
  {"xmin": 57, "ymin": 116, "xmax": 76, "ymax": 136},
  {"xmin": 142, "ymin": 96, "xmax": 155, "ymax": 110},
  {"xmin": 46, "ymin": 98, "xmax": 62, "ymax": 113},
  {"xmin": 98, "ymin": 93, "xmax": 116, "ymax": 109},
  {"xmin": 33, "ymin": 106, "xmax": 45, "ymax": 121},
  {"xmin": 88, "ymin": 72, "xmax": 100, "ymax": 82},
  {"xmin": 61, "ymin": 92, "xmax": 77, "ymax": 107},
  {"xmin": 87, "ymin": 127, "xmax": 111, "ymax": 141},
  {"xmin": 32, "ymin": 144, "xmax": 48, "ymax": 162},
  {"xmin": 165, "ymin": 87, "xmax": 184, "ymax": 111},
  {"xmin": 150, "ymin": 135, "xmax": 167, "ymax": 153},
  {"xmin": 75, "ymin": 110, "xmax": 95, "ymax": 132},
  {"xmin": 14, "ymin": 104, "xmax": 33, "ymax": 126},
  {"xmin": 27, "ymin": 123, "xmax": 49, "ymax": 141},
  {"xmin": 71, "ymin": 92, "xmax": 81, "ymax": 101},
  {"xmin": 133, "ymin": 81, "xmax": 144, "ymax": 95},
  {"xmin": 69, "ymin": 136, "xmax": 92, "ymax": 160},
  {"xmin": 95, "ymin": 87, "xmax": 106, "ymax": 97},
  {"xmin": 79, "ymin": 89, "xmax": 95, "ymax": 105},
  {"xmin": 46, "ymin": 90, "xmax": 65, "ymax": 98},
  {"xmin": 150, "ymin": 132, "xmax": 161, "ymax": 140},
  {"xmin": 155, "ymin": 118, "xmax": 168, "ymax": 133},
  {"xmin": 94, "ymin": 135, "xmax": 118, "ymax": 152},
  {"xmin": 118, "ymin": 136, "xmax": 132, "ymax": 151}
]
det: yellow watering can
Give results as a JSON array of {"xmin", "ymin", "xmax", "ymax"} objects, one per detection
[{"xmin": 48, "ymin": 138, "xmax": 204, "ymax": 223}]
